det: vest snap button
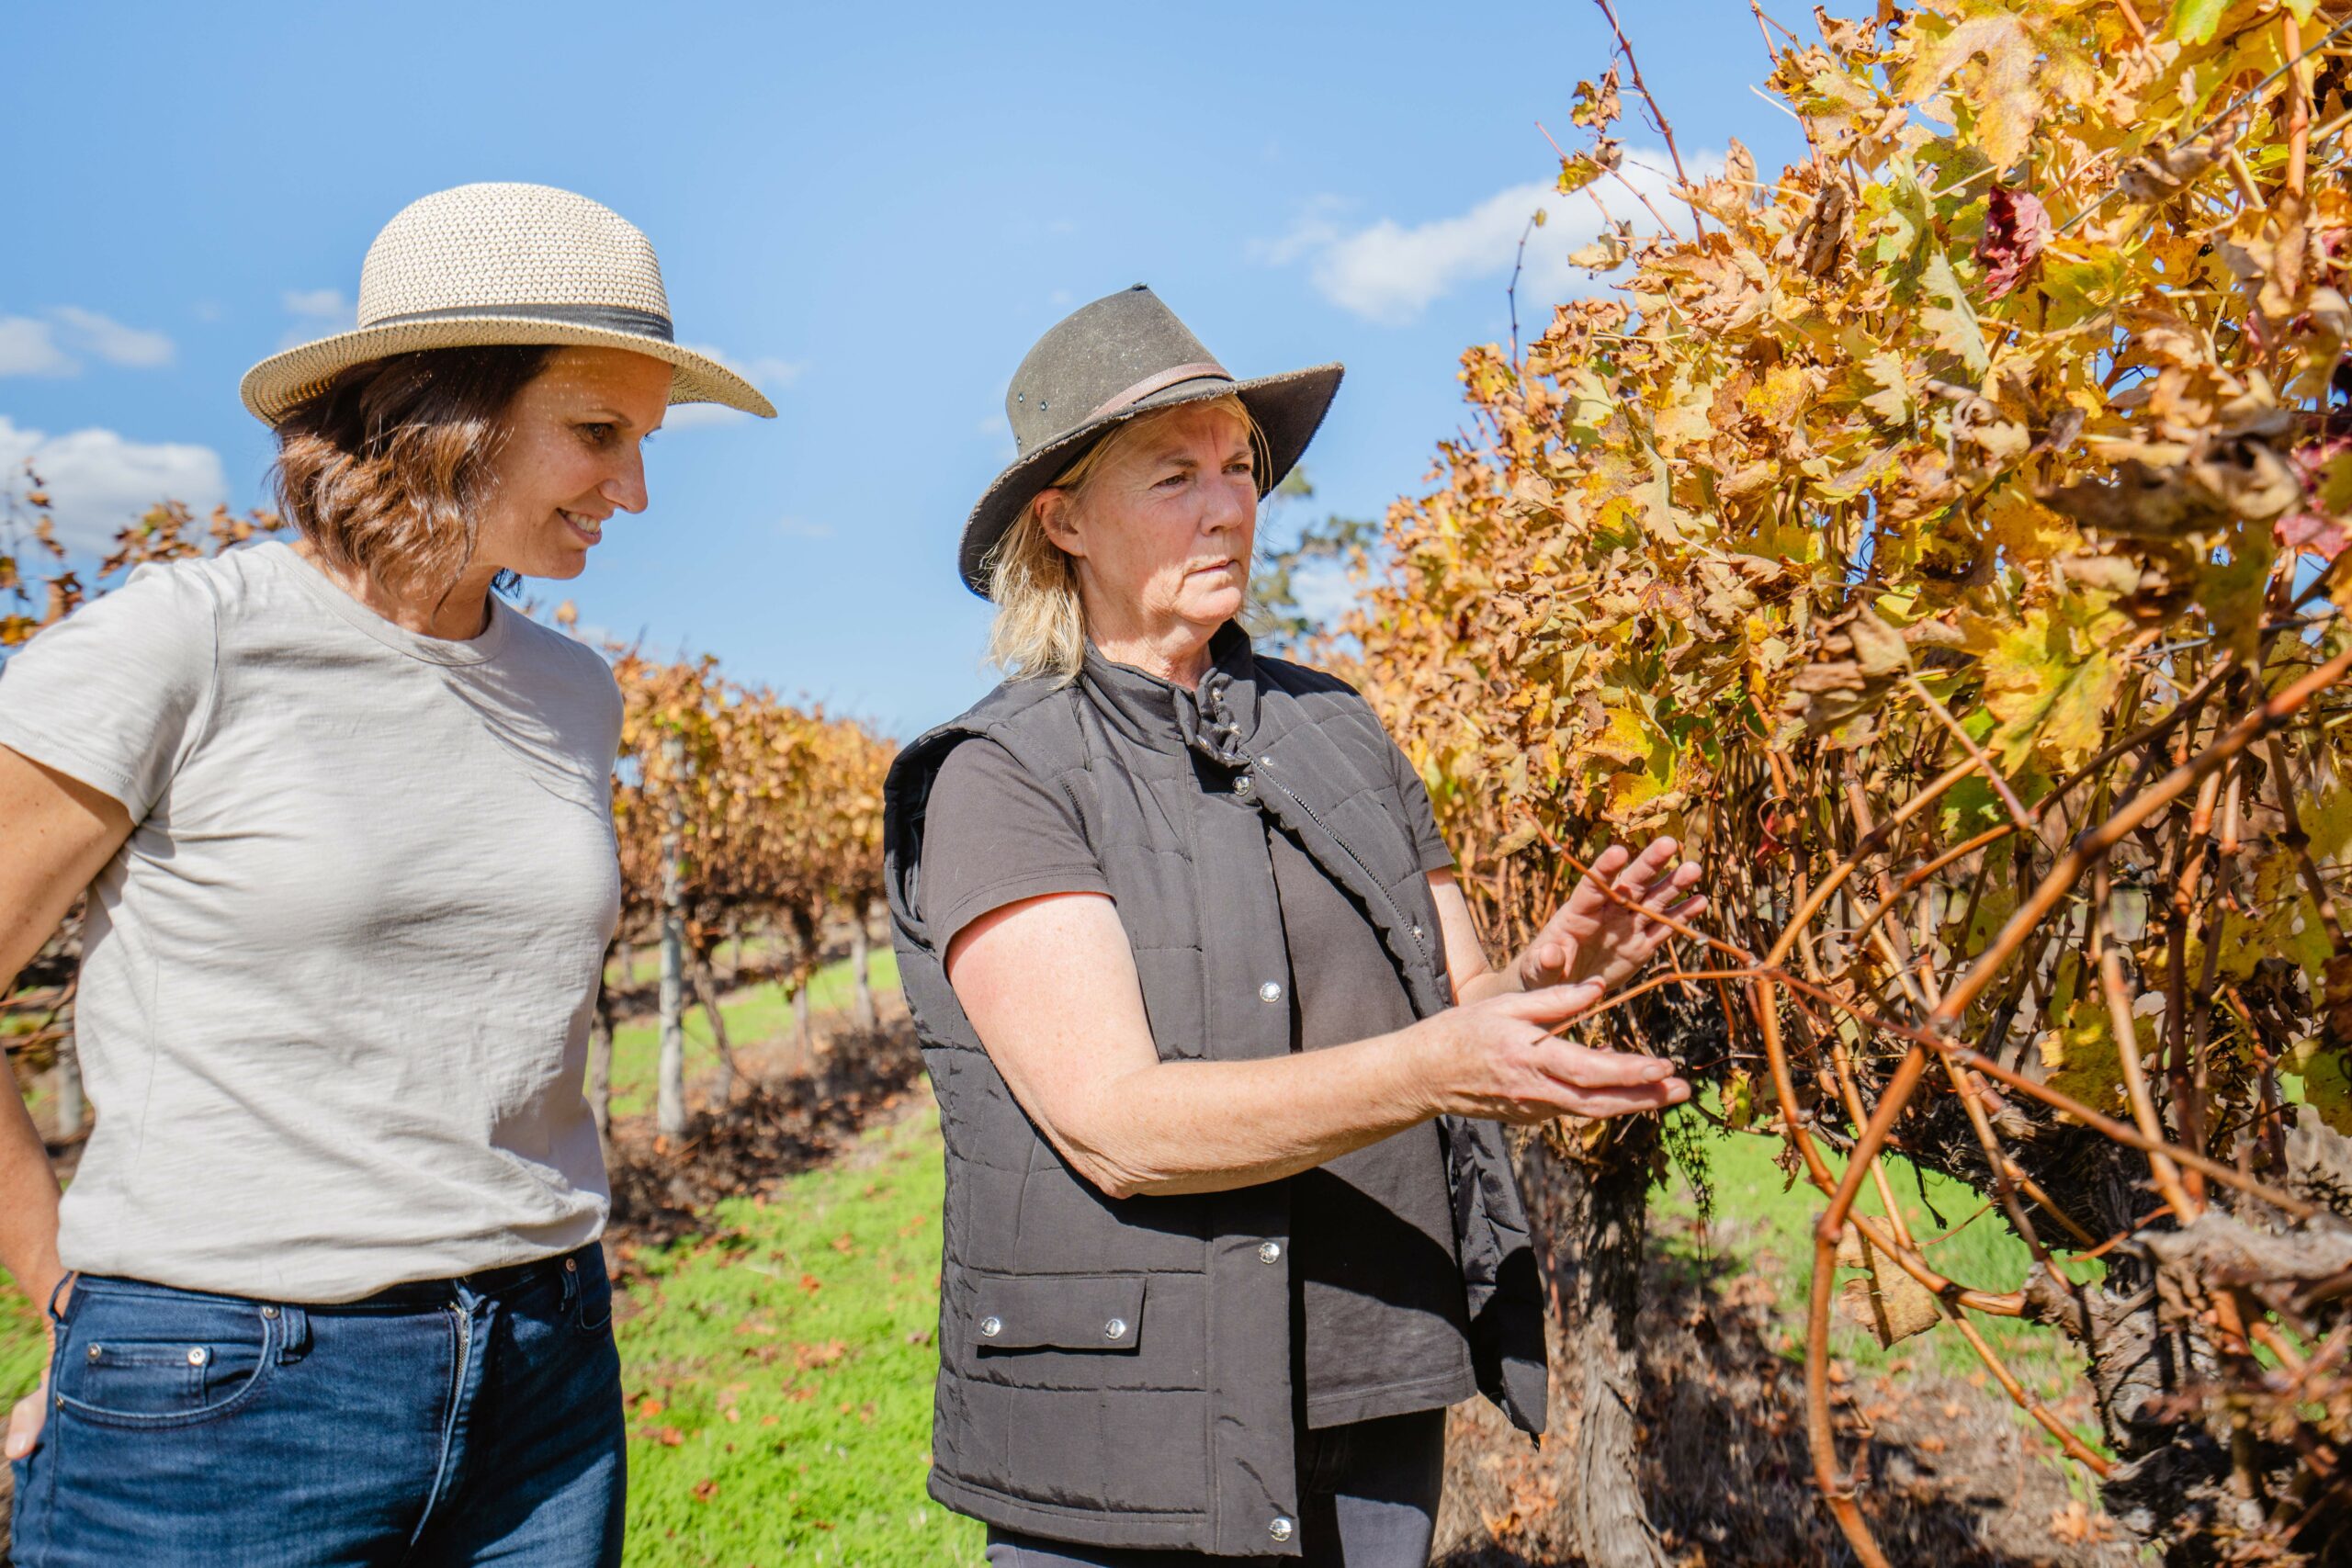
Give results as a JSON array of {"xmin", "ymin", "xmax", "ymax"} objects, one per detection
[
  {"xmin": 1270, "ymin": 1516, "xmax": 1296, "ymax": 1542},
  {"xmin": 1258, "ymin": 980, "xmax": 1283, "ymax": 1003},
  {"xmin": 1410, "ymin": 924, "xmax": 1426, "ymax": 941},
  {"xmin": 1104, "ymin": 1317, "xmax": 1128, "ymax": 1340},
  {"xmin": 1234, "ymin": 774, "xmax": 1253, "ymax": 796},
  {"xmin": 978, "ymin": 1315, "xmax": 1003, "ymax": 1338},
  {"xmin": 1258, "ymin": 1240, "xmax": 1282, "ymax": 1265}
]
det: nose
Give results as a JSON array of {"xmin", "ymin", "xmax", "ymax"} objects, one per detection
[
  {"xmin": 1205, "ymin": 468, "xmax": 1254, "ymax": 539},
  {"xmin": 602, "ymin": 443, "xmax": 650, "ymax": 515}
]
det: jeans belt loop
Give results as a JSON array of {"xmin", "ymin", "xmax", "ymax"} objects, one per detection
[
  {"xmin": 274, "ymin": 1302, "xmax": 313, "ymax": 1364},
  {"xmin": 44, "ymin": 1270, "xmax": 77, "ymax": 1325}
]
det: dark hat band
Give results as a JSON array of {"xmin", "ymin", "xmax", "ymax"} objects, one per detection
[
  {"xmin": 1081, "ymin": 361, "xmax": 1231, "ymax": 423},
  {"xmin": 364, "ymin": 301, "xmax": 677, "ymax": 344}
]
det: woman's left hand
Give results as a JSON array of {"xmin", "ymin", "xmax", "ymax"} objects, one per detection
[{"xmin": 1511, "ymin": 836, "xmax": 1704, "ymax": 995}]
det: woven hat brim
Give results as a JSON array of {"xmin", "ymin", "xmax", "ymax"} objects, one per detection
[
  {"xmin": 958, "ymin": 362, "xmax": 1343, "ymax": 597},
  {"xmin": 239, "ymin": 317, "xmax": 778, "ymax": 425}
]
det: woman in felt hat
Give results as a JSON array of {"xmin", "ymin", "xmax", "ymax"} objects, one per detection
[
  {"xmin": 883, "ymin": 286, "xmax": 1705, "ymax": 1564},
  {"xmin": 0, "ymin": 182, "xmax": 772, "ymax": 1565}
]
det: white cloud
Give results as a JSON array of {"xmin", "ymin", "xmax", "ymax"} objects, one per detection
[
  {"xmin": 0, "ymin": 318, "xmax": 73, "ymax": 377},
  {"xmin": 0, "ymin": 416, "xmax": 228, "ymax": 554},
  {"xmin": 659, "ymin": 400, "xmax": 754, "ymax": 432},
  {"xmin": 51, "ymin": 306, "xmax": 174, "ymax": 367},
  {"xmin": 656, "ymin": 346, "xmax": 806, "ymax": 431},
  {"xmin": 1257, "ymin": 151, "xmax": 1713, "ymax": 324},
  {"xmin": 281, "ymin": 288, "xmax": 353, "ymax": 322},
  {"xmin": 977, "ymin": 412, "xmax": 1015, "ymax": 462},
  {"xmin": 0, "ymin": 308, "xmax": 178, "ymax": 375}
]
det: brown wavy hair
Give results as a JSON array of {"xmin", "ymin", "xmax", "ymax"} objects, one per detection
[{"xmin": 269, "ymin": 345, "xmax": 556, "ymax": 604}]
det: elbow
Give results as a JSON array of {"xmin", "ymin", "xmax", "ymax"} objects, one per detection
[
  {"xmin": 1051, "ymin": 1118, "xmax": 1154, "ymax": 1201},
  {"xmin": 1068, "ymin": 1143, "xmax": 1150, "ymax": 1201}
]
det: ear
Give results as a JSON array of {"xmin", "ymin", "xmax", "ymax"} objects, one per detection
[{"xmin": 1035, "ymin": 488, "xmax": 1088, "ymax": 559}]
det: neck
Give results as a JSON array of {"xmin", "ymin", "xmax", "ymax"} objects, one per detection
[
  {"xmin": 294, "ymin": 539, "xmax": 499, "ymax": 640},
  {"xmin": 1086, "ymin": 606, "xmax": 1217, "ymax": 691}
]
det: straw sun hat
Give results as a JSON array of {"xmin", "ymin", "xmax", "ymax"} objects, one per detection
[{"xmin": 240, "ymin": 182, "xmax": 776, "ymax": 424}]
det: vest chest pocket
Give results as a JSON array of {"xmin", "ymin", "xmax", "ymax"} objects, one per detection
[{"xmin": 968, "ymin": 1273, "xmax": 1146, "ymax": 1354}]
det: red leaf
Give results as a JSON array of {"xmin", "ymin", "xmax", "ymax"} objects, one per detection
[{"xmin": 1976, "ymin": 185, "xmax": 2051, "ymax": 300}]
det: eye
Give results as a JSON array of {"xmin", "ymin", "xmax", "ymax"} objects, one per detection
[
  {"xmin": 1155, "ymin": 469, "xmax": 1189, "ymax": 491},
  {"xmin": 579, "ymin": 422, "xmax": 616, "ymax": 446}
]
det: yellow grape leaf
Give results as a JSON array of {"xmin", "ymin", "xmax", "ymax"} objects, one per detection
[
  {"xmin": 1906, "ymin": 12, "xmax": 2039, "ymax": 169},
  {"xmin": 1743, "ymin": 364, "xmax": 1815, "ymax": 427},
  {"xmin": 1980, "ymin": 609, "xmax": 2121, "ymax": 770},
  {"xmin": 1919, "ymin": 249, "xmax": 1990, "ymax": 378},
  {"xmin": 2039, "ymin": 993, "xmax": 2132, "ymax": 1120},
  {"xmin": 2288, "ymin": 1039, "xmax": 2352, "ymax": 1136}
]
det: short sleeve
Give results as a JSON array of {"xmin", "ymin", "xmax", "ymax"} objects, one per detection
[
  {"xmin": 0, "ymin": 561, "xmax": 219, "ymax": 819},
  {"xmin": 1388, "ymin": 741, "xmax": 1456, "ymax": 874},
  {"xmin": 919, "ymin": 738, "xmax": 1109, "ymax": 948}
]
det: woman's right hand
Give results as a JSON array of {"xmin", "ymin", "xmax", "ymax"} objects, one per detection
[{"xmin": 1408, "ymin": 980, "xmax": 1689, "ymax": 1123}]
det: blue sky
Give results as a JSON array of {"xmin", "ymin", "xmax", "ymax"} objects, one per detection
[{"xmin": 3, "ymin": 1, "xmax": 1813, "ymax": 734}]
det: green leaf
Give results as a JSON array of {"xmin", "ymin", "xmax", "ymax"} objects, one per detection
[{"xmin": 2168, "ymin": 0, "xmax": 2228, "ymax": 43}]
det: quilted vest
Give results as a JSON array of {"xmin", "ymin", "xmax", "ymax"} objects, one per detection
[{"xmin": 883, "ymin": 628, "xmax": 1547, "ymax": 1557}]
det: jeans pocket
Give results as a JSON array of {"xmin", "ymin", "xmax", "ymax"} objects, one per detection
[
  {"xmin": 53, "ymin": 1289, "xmax": 277, "ymax": 1429},
  {"xmin": 576, "ymin": 1257, "xmax": 615, "ymax": 1335}
]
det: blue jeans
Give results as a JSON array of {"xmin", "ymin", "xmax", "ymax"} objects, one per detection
[{"xmin": 9, "ymin": 1245, "xmax": 625, "ymax": 1567}]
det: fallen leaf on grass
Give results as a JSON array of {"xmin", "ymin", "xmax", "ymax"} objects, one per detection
[
  {"xmin": 691, "ymin": 1478, "xmax": 718, "ymax": 1503},
  {"xmin": 2049, "ymin": 1498, "xmax": 2115, "ymax": 1544}
]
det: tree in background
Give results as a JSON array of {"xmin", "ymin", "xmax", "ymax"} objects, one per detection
[{"xmin": 1347, "ymin": 1, "xmax": 2352, "ymax": 1562}]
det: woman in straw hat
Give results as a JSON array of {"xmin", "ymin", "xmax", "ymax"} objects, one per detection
[
  {"xmin": 0, "ymin": 182, "xmax": 771, "ymax": 1565},
  {"xmin": 883, "ymin": 285, "xmax": 1704, "ymax": 1564}
]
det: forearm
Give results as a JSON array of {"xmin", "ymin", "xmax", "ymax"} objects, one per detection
[
  {"xmin": 1049, "ymin": 1027, "xmax": 1438, "ymax": 1199},
  {"xmin": 0, "ymin": 1089, "xmax": 62, "ymax": 1307}
]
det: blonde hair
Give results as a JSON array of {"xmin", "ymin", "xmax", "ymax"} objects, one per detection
[{"xmin": 983, "ymin": 393, "xmax": 1267, "ymax": 683}]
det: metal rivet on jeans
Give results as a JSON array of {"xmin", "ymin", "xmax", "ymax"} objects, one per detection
[
  {"xmin": 1103, "ymin": 1317, "xmax": 1128, "ymax": 1340},
  {"xmin": 262, "ymin": 1305, "xmax": 280, "ymax": 1319},
  {"xmin": 565, "ymin": 1257, "xmax": 578, "ymax": 1272},
  {"xmin": 187, "ymin": 1347, "xmax": 209, "ymax": 1367},
  {"xmin": 85, "ymin": 1344, "xmax": 102, "ymax": 1360}
]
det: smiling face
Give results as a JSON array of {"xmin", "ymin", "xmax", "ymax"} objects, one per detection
[
  {"xmin": 472, "ymin": 345, "xmax": 674, "ymax": 581},
  {"xmin": 1035, "ymin": 401, "xmax": 1258, "ymax": 656}
]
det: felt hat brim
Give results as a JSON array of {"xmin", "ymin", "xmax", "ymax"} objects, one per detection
[
  {"xmin": 958, "ymin": 362, "xmax": 1342, "ymax": 598},
  {"xmin": 240, "ymin": 314, "xmax": 776, "ymax": 426}
]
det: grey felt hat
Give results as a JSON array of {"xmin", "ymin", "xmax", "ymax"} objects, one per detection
[{"xmin": 958, "ymin": 285, "xmax": 1342, "ymax": 597}]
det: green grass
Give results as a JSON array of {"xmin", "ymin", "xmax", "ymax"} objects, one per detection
[
  {"xmin": 614, "ymin": 1100, "xmax": 981, "ymax": 1566},
  {"xmin": 607, "ymin": 951, "xmax": 899, "ymax": 1119},
  {"xmin": 1654, "ymin": 1106, "xmax": 2102, "ymax": 1433}
]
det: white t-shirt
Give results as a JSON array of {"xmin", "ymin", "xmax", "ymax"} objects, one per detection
[{"xmin": 0, "ymin": 541, "xmax": 623, "ymax": 1302}]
